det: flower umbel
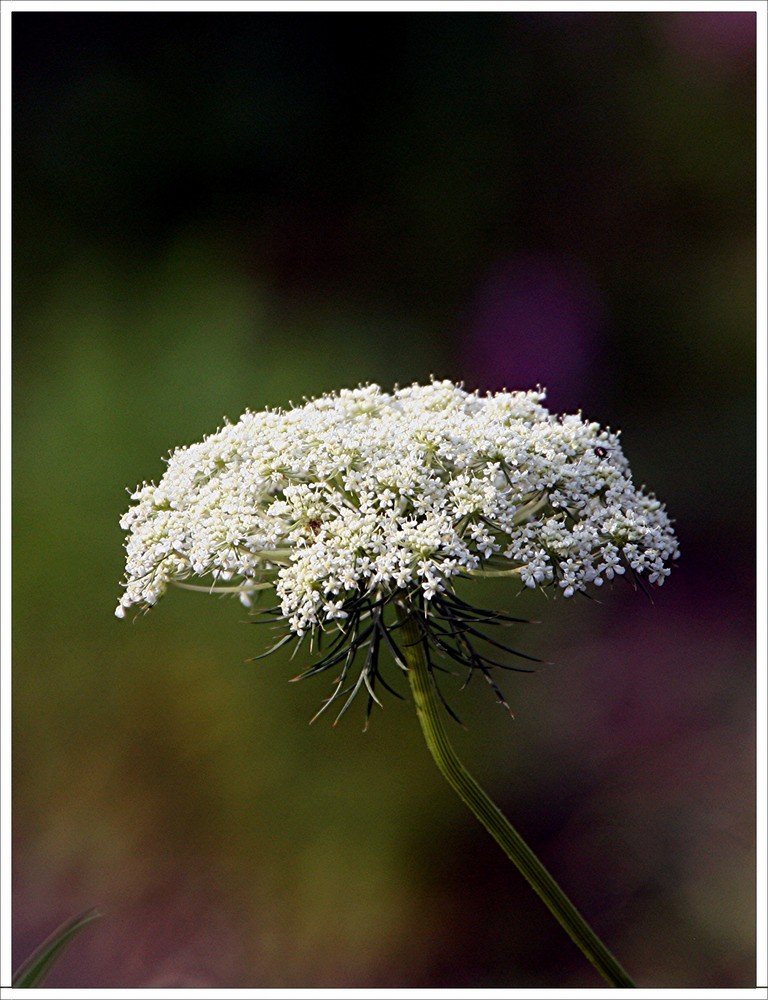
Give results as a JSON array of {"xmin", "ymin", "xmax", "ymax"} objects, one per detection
[{"xmin": 116, "ymin": 380, "xmax": 678, "ymax": 719}]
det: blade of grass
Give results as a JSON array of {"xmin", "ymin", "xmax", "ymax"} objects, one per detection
[{"xmin": 12, "ymin": 908, "xmax": 101, "ymax": 987}]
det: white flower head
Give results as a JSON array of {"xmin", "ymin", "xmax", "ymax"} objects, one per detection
[
  {"xmin": 117, "ymin": 380, "xmax": 678, "ymax": 623},
  {"xmin": 116, "ymin": 380, "xmax": 678, "ymax": 721}
]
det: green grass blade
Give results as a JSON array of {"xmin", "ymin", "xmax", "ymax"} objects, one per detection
[{"xmin": 12, "ymin": 908, "xmax": 101, "ymax": 987}]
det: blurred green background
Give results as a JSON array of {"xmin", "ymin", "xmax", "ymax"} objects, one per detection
[{"xmin": 12, "ymin": 11, "xmax": 756, "ymax": 988}]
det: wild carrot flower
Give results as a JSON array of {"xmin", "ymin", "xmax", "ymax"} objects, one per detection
[
  {"xmin": 116, "ymin": 380, "xmax": 678, "ymax": 719},
  {"xmin": 115, "ymin": 379, "xmax": 678, "ymax": 986}
]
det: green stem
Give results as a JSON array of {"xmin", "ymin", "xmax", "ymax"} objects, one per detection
[{"xmin": 397, "ymin": 601, "xmax": 637, "ymax": 988}]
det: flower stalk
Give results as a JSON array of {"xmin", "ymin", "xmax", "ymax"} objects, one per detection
[{"xmin": 397, "ymin": 600, "xmax": 637, "ymax": 988}]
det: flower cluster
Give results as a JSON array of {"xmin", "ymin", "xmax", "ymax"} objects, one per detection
[{"xmin": 116, "ymin": 380, "xmax": 678, "ymax": 633}]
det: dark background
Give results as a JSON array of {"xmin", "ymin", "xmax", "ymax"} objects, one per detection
[{"xmin": 13, "ymin": 11, "xmax": 756, "ymax": 988}]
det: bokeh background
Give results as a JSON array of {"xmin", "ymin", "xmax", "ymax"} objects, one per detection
[{"xmin": 12, "ymin": 10, "xmax": 756, "ymax": 989}]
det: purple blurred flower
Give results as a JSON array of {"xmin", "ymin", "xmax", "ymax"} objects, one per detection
[
  {"xmin": 462, "ymin": 254, "xmax": 605, "ymax": 412},
  {"xmin": 660, "ymin": 12, "xmax": 756, "ymax": 71}
]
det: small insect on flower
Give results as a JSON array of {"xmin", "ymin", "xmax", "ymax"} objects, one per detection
[{"xmin": 594, "ymin": 446, "xmax": 609, "ymax": 458}]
